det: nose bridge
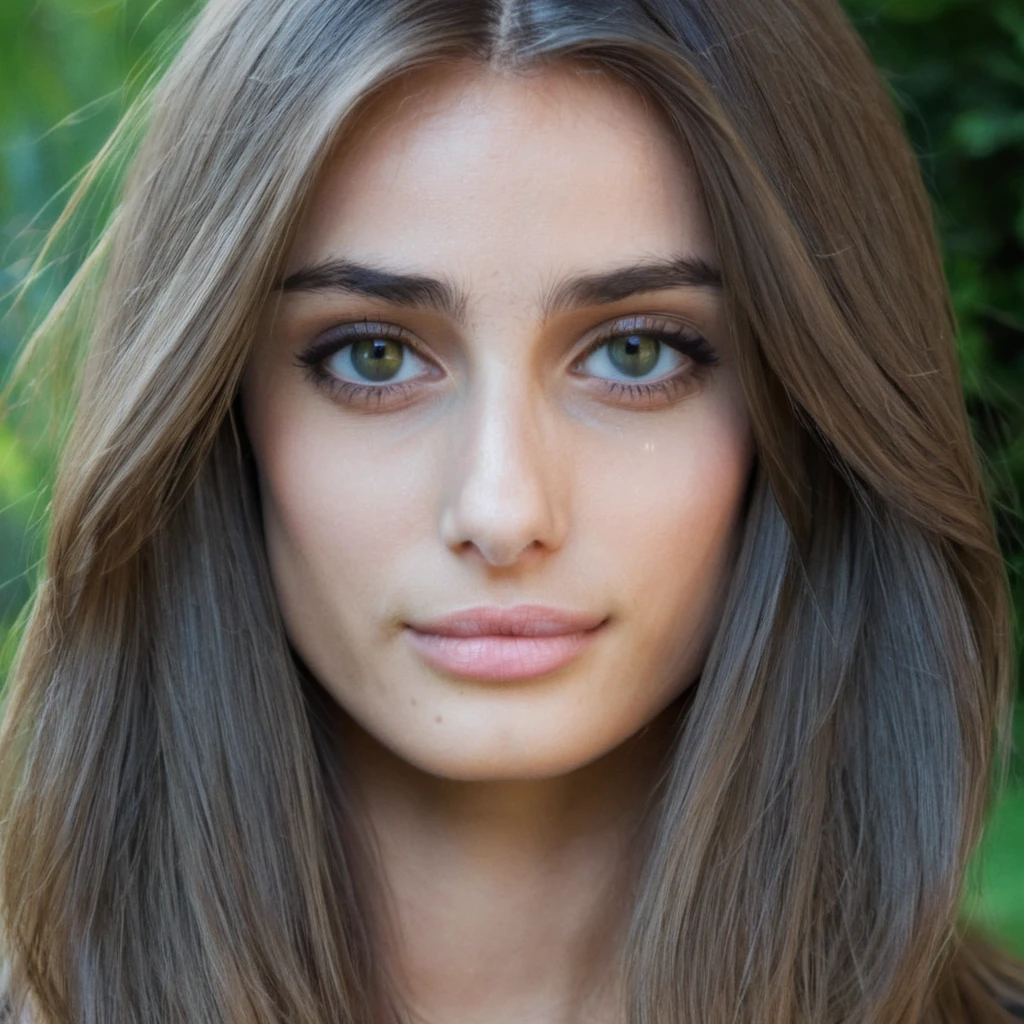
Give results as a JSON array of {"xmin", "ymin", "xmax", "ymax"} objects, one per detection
[{"xmin": 439, "ymin": 358, "xmax": 566, "ymax": 566}]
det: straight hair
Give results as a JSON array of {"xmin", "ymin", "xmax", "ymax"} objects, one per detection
[{"xmin": 2, "ymin": 0, "xmax": 1022, "ymax": 1020}]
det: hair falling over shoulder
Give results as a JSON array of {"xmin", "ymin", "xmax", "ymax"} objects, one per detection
[{"xmin": 0, "ymin": 0, "xmax": 1022, "ymax": 1020}]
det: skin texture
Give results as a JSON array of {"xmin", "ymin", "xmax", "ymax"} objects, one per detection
[{"xmin": 242, "ymin": 61, "xmax": 754, "ymax": 1024}]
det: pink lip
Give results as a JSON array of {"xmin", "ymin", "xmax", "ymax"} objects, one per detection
[{"xmin": 404, "ymin": 604, "xmax": 607, "ymax": 682}]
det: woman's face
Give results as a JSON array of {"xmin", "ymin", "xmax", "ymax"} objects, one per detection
[{"xmin": 242, "ymin": 61, "xmax": 754, "ymax": 781}]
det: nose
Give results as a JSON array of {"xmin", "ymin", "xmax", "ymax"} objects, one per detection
[{"xmin": 438, "ymin": 372, "xmax": 568, "ymax": 568}]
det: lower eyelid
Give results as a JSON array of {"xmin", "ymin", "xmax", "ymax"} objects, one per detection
[{"xmin": 594, "ymin": 365, "xmax": 706, "ymax": 403}]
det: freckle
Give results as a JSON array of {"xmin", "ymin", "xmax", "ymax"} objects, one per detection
[
  {"xmin": 434, "ymin": 715, "xmax": 443, "ymax": 724},
  {"xmin": 410, "ymin": 697, "xmax": 417, "ymax": 706}
]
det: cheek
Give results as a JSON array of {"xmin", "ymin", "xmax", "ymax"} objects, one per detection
[
  {"xmin": 248, "ymin": 396, "xmax": 439, "ymax": 625},
  {"xmin": 587, "ymin": 399, "xmax": 753, "ymax": 677},
  {"xmin": 240, "ymin": 366, "xmax": 411, "ymax": 663}
]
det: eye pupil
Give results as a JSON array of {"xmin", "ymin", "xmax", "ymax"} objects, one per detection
[
  {"xmin": 609, "ymin": 333, "xmax": 659, "ymax": 377},
  {"xmin": 351, "ymin": 337, "xmax": 403, "ymax": 381}
]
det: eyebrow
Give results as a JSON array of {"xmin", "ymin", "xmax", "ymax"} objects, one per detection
[
  {"xmin": 542, "ymin": 255, "xmax": 722, "ymax": 312},
  {"xmin": 279, "ymin": 259, "xmax": 469, "ymax": 320},
  {"xmin": 277, "ymin": 253, "xmax": 722, "ymax": 323}
]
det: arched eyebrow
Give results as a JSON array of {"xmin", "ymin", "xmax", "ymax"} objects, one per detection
[
  {"xmin": 276, "ymin": 254, "xmax": 722, "ymax": 324},
  {"xmin": 278, "ymin": 259, "xmax": 469, "ymax": 321},
  {"xmin": 541, "ymin": 255, "xmax": 722, "ymax": 312}
]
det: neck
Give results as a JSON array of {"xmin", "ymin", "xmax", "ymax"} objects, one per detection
[{"xmin": 335, "ymin": 702, "xmax": 682, "ymax": 1024}]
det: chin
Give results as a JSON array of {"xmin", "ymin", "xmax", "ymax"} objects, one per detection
[
  {"xmin": 397, "ymin": 745, "xmax": 602, "ymax": 783},
  {"xmin": 359, "ymin": 702, "xmax": 663, "ymax": 783}
]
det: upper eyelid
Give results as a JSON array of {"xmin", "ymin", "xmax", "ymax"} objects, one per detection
[
  {"xmin": 296, "ymin": 319, "xmax": 432, "ymax": 368},
  {"xmin": 582, "ymin": 315, "xmax": 706, "ymax": 351},
  {"xmin": 302, "ymin": 313, "xmax": 707, "ymax": 365}
]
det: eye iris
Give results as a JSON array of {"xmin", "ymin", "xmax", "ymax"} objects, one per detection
[
  {"xmin": 608, "ymin": 333, "xmax": 660, "ymax": 377},
  {"xmin": 351, "ymin": 338, "xmax": 403, "ymax": 381}
]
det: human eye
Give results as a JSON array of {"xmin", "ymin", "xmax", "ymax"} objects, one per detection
[
  {"xmin": 572, "ymin": 314, "xmax": 720, "ymax": 408},
  {"xmin": 294, "ymin": 319, "xmax": 441, "ymax": 409}
]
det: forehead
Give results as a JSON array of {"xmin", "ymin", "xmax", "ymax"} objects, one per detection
[{"xmin": 286, "ymin": 60, "xmax": 716, "ymax": 307}]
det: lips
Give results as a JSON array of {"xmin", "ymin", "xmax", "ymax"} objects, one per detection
[
  {"xmin": 409, "ymin": 604, "xmax": 606, "ymax": 637},
  {"xmin": 404, "ymin": 604, "xmax": 607, "ymax": 681}
]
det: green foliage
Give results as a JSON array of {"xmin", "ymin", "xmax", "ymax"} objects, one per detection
[
  {"xmin": 0, "ymin": 0, "xmax": 193, "ymax": 675},
  {"xmin": 0, "ymin": 0, "xmax": 1021, "ymax": 956}
]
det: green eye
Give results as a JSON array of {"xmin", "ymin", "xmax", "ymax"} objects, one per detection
[
  {"xmin": 606, "ymin": 334, "xmax": 661, "ymax": 377},
  {"xmin": 348, "ymin": 338, "xmax": 404, "ymax": 381}
]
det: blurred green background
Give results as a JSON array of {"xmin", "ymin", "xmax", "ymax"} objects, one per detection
[{"xmin": 0, "ymin": 0, "xmax": 1022, "ymax": 953}]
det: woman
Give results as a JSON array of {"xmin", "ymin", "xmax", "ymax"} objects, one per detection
[{"xmin": 1, "ymin": 0, "xmax": 1022, "ymax": 1020}]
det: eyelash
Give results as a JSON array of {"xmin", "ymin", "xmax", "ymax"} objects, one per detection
[{"xmin": 294, "ymin": 316, "xmax": 720, "ymax": 410}]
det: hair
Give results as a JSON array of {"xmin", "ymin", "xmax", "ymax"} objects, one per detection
[{"xmin": 1, "ymin": 0, "xmax": 1022, "ymax": 1021}]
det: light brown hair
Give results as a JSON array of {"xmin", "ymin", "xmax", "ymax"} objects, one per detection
[{"xmin": 2, "ymin": 0, "xmax": 1023, "ymax": 1021}]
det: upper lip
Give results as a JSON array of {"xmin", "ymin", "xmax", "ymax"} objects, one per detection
[{"xmin": 407, "ymin": 604, "xmax": 607, "ymax": 637}]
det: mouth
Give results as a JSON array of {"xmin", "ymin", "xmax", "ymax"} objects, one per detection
[{"xmin": 403, "ymin": 604, "xmax": 608, "ymax": 682}]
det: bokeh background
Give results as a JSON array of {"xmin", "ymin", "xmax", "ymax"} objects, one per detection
[{"xmin": 1, "ymin": 0, "xmax": 1022, "ymax": 953}]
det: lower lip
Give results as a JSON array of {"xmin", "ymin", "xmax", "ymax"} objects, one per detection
[{"xmin": 403, "ymin": 624, "xmax": 605, "ymax": 682}]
